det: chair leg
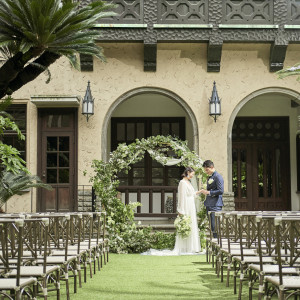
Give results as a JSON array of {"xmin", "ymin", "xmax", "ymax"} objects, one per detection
[
  {"xmin": 97, "ymin": 249, "xmax": 101, "ymax": 271},
  {"xmin": 238, "ymin": 263, "xmax": 245, "ymax": 300},
  {"xmin": 216, "ymin": 251, "xmax": 221, "ymax": 278},
  {"xmin": 279, "ymin": 289, "xmax": 284, "ymax": 300},
  {"xmin": 206, "ymin": 239, "xmax": 209, "ymax": 263},
  {"xmin": 93, "ymin": 250, "xmax": 97, "ymax": 274},
  {"xmin": 77, "ymin": 258, "xmax": 82, "ymax": 288},
  {"xmin": 74, "ymin": 270, "xmax": 77, "ymax": 294},
  {"xmin": 89, "ymin": 251, "xmax": 93, "ymax": 278},
  {"xmin": 104, "ymin": 249, "xmax": 107, "ymax": 265},
  {"xmin": 233, "ymin": 261, "xmax": 237, "ymax": 295},
  {"xmin": 84, "ymin": 255, "xmax": 87, "ymax": 283},
  {"xmin": 258, "ymin": 273, "xmax": 264, "ymax": 300},
  {"xmin": 56, "ymin": 269, "xmax": 60, "ymax": 300},
  {"xmin": 226, "ymin": 256, "xmax": 231, "ymax": 287},
  {"xmin": 248, "ymin": 269, "xmax": 253, "ymax": 300},
  {"xmin": 264, "ymin": 280, "xmax": 269, "ymax": 299},
  {"xmin": 42, "ymin": 276, "xmax": 48, "ymax": 300},
  {"xmin": 64, "ymin": 265, "xmax": 70, "ymax": 300},
  {"xmin": 215, "ymin": 252, "xmax": 219, "ymax": 276},
  {"xmin": 212, "ymin": 246, "xmax": 215, "ymax": 268},
  {"xmin": 34, "ymin": 280, "xmax": 38, "ymax": 299},
  {"xmin": 220, "ymin": 252, "xmax": 224, "ymax": 283},
  {"xmin": 15, "ymin": 290, "xmax": 21, "ymax": 300}
]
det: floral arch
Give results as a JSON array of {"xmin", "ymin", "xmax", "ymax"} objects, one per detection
[{"xmin": 89, "ymin": 135, "xmax": 207, "ymax": 253}]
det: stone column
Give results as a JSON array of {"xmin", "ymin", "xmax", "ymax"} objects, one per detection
[
  {"xmin": 78, "ymin": 189, "xmax": 101, "ymax": 212},
  {"xmin": 222, "ymin": 192, "xmax": 235, "ymax": 211}
]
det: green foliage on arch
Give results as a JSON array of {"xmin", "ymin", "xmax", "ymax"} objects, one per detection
[{"xmin": 89, "ymin": 135, "xmax": 208, "ymax": 253}]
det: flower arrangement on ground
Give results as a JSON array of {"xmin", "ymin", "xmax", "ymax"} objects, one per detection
[{"xmin": 174, "ymin": 214, "xmax": 192, "ymax": 239}]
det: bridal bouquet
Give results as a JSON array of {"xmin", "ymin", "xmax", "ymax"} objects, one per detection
[{"xmin": 174, "ymin": 215, "xmax": 192, "ymax": 239}]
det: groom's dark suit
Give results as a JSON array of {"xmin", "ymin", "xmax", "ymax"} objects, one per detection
[{"xmin": 204, "ymin": 171, "xmax": 224, "ymax": 238}]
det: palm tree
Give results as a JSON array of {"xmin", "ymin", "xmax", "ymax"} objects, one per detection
[
  {"xmin": 0, "ymin": 170, "xmax": 52, "ymax": 207},
  {"xmin": 0, "ymin": 0, "xmax": 116, "ymax": 99}
]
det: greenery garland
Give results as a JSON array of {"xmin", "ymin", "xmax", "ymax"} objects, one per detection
[{"xmin": 89, "ymin": 135, "xmax": 208, "ymax": 253}]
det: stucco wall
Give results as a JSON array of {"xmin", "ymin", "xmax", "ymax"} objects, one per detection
[{"xmin": 6, "ymin": 42, "xmax": 300, "ymax": 212}]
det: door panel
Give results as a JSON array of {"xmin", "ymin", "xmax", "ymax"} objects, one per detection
[
  {"xmin": 58, "ymin": 188, "xmax": 72, "ymax": 210},
  {"xmin": 254, "ymin": 144, "xmax": 288, "ymax": 210},
  {"xmin": 232, "ymin": 117, "xmax": 290, "ymax": 211},
  {"xmin": 38, "ymin": 109, "xmax": 77, "ymax": 212},
  {"xmin": 232, "ymin": 144, "xmax": 252, "ymax": 210},
  {"xmin": 43, "ymin": 189, "xmax": 56, "ymax": 211}
]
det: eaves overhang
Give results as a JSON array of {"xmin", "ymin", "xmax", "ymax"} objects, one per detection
[{"xmin": 30, "ymin": 95, "xmax": 81, "ymax": 107}]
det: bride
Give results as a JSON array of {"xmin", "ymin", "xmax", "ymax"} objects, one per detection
[{"xmin": 142, "ymin": 167, "xmax": 201, "ymax": 256}]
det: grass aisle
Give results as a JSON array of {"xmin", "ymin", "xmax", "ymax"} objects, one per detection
[{"xmin": 65, "ymin": 254, "xmax": 257, "ymax": 300}]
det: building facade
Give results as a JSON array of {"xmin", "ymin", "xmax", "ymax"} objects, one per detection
[{"xmin": 4, "ymin": 0, "xmax": 300, "ymax": 214}]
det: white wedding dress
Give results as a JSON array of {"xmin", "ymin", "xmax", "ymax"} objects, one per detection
[{"xmin": 141, "ymin": 179, "xmax": 201, "ymax": 256}]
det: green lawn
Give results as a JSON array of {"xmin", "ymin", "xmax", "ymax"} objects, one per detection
[{"xmin": 58, "ymin": 254, "xmax": 257, "ymax": 300}]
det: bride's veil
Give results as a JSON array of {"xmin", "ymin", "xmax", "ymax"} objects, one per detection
[{"xmin": 191, "ymin": 175, "xmax": 201, "ymax": 212}]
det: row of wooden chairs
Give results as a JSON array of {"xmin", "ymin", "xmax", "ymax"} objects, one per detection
[
  {"xmin": 0, "ymin": 212, "xmax": 109, "ymax": 299},
  {"xmin": 206, "ymin": 211, "xmax": 300, "ymax": 300}
]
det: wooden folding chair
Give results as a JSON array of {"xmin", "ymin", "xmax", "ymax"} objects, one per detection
[
  {"xmin": 0, "ymin": 219, "xmax": 37, "ymax": 300},
  {"xmin": 264, "ymin": 217, "xmax": 300, "ymax": 300},
  {"xmin": 7, "ymin": 218, "xmax": 61, "ymax": 300}
]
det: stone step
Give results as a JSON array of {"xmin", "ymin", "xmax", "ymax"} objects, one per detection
[{"xmin": 137, "ymin": 223, "xmax": 176, "ymax": 233}]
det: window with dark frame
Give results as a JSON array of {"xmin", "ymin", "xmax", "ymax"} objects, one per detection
[
  {"xmin": 1, "ymin": 104, "xmax": 27, "ymax": 162},
  {"xmin": 111, "ymin": 117, "xmax": 185, "ymax": 186}
]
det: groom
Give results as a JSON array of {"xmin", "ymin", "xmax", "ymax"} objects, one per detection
[{"xmin": 200, "ymin": 160, "xmax": 224, "ymax": 238}]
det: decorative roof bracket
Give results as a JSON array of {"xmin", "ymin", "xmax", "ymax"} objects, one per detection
[
  {"xmin": 80, "ymin": 54, "xmax": 94, "ymax": 72},
  {"xmin": 144, "ymin": 42, "xmax": 157, "ymax": 72},
  {"xmin": 207, "ymin": 40, "xmax": 223, "ymax": 72},
  {"xmin": 269, "ymin": 41, "xmax": 288, "ymax": 72}
]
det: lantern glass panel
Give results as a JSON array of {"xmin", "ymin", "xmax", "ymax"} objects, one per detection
[
  {"xmin": 210, "ymin": 102, "xmax": 216, "ymax": 114},
  {"xmin": 215, "ymin": 103, "xmax": 221, "ymax": 114},
  {"xmin": 82, "ymin": 101, "xmax": 88, "ymax": 114},
  {"xmin": 87, "ymin": 101, "xmax": 94, "ymax": 114}
]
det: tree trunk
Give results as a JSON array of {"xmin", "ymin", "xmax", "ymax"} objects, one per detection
[
  {"xmin": 0, "ymin": 52, "xmax": 25, "ymax": 96},
  {"xmin": 0, "ymin": 51, "xmax": 61, "ymax": 99}
]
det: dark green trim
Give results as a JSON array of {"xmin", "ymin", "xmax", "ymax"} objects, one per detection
[{"xmin": 154, "ymin": 24, "xmax": 213, "ymax": 29}]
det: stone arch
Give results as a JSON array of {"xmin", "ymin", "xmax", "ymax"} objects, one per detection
[
  {"xmin": 227, "ymin": 87, "xmax": 300, "ymax": 191},
  {"xmin": 101, "ymin": 87, "xmax": 199, "ymax": 161}
]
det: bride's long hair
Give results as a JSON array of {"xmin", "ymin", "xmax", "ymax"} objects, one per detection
[{"xmin": 181, "ymin": 167, "xmax": 195, "ymax": 178}]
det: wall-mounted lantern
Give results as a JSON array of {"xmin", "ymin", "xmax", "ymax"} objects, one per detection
[
  {"xmin": 209, "ymin": 81, "xmax": 221, "ymax": 122},
  {"xmin": 82, "ymin": 81, "xmax": 94, "ymax": 122}
]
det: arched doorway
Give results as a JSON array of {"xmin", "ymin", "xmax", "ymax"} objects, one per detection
[
  {"xmin": 102, "ymin": 87, "xmax": 198, "ymax": 160},
  {"xmin": 228, "ymin": 88, "xmax": 300, "ymax": 211},
  {"xmin": 101, "ymin": 87, "xmax": 199, "ymax": 216}
]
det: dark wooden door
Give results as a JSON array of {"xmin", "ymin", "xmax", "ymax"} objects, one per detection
[
  {"xmin": 232, "ymin": 117, "xmax": 290, "ymax": 211},
  {"xmin": 38, "ymin": 109, "xmax": 77, "ymax": 212}
]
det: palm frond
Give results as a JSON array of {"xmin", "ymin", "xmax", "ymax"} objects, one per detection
[
  {"xmin": 0, "ymin": 170, "xmax": 52, "ymax": 206},
  {"xmin": 0, "ymin": 96, "xmax": 12, "ymax": 113},
  {"xmin": 0, "ymin": 0, "xmax": 116, "ymax": 63},
  {"xmin": 0, "ymin": 42, "xmax": 21, "ymax": 61}
]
